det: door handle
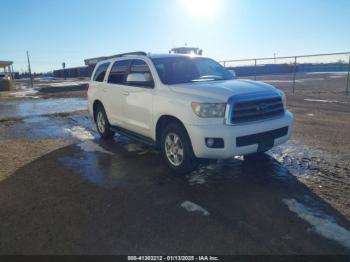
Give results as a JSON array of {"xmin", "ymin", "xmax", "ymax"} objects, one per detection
[{"xmin": 122, "ymin": 91, "xmax": 130, "ymax": 96}]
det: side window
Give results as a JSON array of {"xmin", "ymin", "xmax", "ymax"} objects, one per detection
[
  {"xmin": 128, "ymin": 59, "xmax": 154, "ymax": 87},
  {"xmin": 108, "ymin": 60, "xmax": 131, "ymax": 84},
  {"xmin": 93, "ymin": 62, "xmax": 110, "ymax": 82}
]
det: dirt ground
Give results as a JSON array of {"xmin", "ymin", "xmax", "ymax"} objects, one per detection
[
  {"xmin": 0, "ymin": 75, "xmax": 349, "ymax": 254},
  {"xmin": 0, "ymin": 139, "xmax": 71, "ymax": 182},
  {"xmin": 289, "ymin": 95, "xmax": 350, "ymax": 160}
]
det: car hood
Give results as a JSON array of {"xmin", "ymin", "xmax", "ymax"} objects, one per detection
[{"xmin": 169, "ymin": 79, "xmax": 280, "ymax": 102}]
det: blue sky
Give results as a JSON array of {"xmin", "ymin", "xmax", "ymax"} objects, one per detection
[{"xmin": 1, "ymin": 0, "xmax": 349, "ymax": 73}]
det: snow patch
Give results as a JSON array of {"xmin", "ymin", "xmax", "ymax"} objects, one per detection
[
  {"xmin": 269, "ymin": 140, "xmax": 330, "ymax": 177},
  {"xmin": 306, "ymin": 72, "xmax": 348, "ymax": 75},
  {"xmin": 263, "ymin": 80, "xmax": 302, "ymax": 83},
  {"xmin": 64, "ymin": 126, "xmax": 94, "ymax": 140},
  {"xmin": 10, "ymin": 88, "xmax": 39, "ymax": 97},
  {"xmin": 35, "ymin": 77, "xmax": 59, "ymax": 81},
  {"xmin": 181, "ymin": 201, "xmax": 210, "ymax": 216},
  {"xmin": 64, "ymin": 126, "xmax": 114, "ymax": 155},
  {"xmin": 302, "ymin": 78, "xmax": 325, "ymax": 81},
  {"xmin": 329, "ymin": 75, "xmax": 346, "ymax": 79},
  {"xmin": 283, "ymin": 198, "xmax": 350, "ymax": 249},
  {"xmin": 263, "ymin": 78, "xmax": 324, "ymax": 83},
  {"xmin": 304, "ymin": 99, "xmax": 339, "ymax": 103},
  {"xmin": 77, "ymin": 140, "xmax": 114, "ymax": 155},
  {"xmin": 47, "ymin": 81, "xmax": 87, "ymax": 87}
]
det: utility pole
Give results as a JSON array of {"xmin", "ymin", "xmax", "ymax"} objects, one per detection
[
  {"xmin": 346, "ymin": 55, "xmax": 350, "ymax": 95},
  {"xmin": 62, "ymin": 62, "xmax": 66, "ymax": 80},
  {"xmin": 292, "ymin": 56, "xmax": 297, "ymax": 94},
  {"xmin": 27, "ymin": 51, "xmax": 33, "ymax": 88}
]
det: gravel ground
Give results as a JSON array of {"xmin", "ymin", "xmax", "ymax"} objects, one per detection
[{"xmin": 0, "ymin": 139, "xmax": 71, "ymax": 182}]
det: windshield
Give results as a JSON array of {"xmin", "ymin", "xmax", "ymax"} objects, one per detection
[{"xmin": 151, "ymin": 57, "xmax": 234, "ymax": 85}]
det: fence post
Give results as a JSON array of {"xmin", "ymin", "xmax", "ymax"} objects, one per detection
[
  {"xmin": 292, "ymin": 56, "xmax": 297, "ymax": 94},
  {"xmin": 346, "ymin": 55, "xmax": 350, "ymax": 95},
  {"xmin": 223, "ymin": 61, "xmax": 226, "ymax": 67},
  {"xmin": 254, "ymin": 59, "xmax": 257, "ymax": 81}
]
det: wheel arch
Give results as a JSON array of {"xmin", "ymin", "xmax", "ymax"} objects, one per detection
[
  {"xmin": 155, "ymin": 114, "xmax": 198, "ymax": 173},
  {"xmin": 155, "ymin": 115, "xmax": 188, "ymax": 147}
]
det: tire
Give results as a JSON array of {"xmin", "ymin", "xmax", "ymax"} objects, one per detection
[
  {"xmin": 160, "ymin": 123, "xmax": 198, "ymax": 174},
  {"xmin": 94, "ymin": 105, "xmax": 115, "ymax": 139}
]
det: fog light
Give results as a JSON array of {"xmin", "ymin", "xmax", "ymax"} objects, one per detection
[
  {"xmin": 206, "ymin": 138, "xmax": 215, "ymax": 147},
  {"xmin": 205, "ymin": 138, "xmax": 224, "ymax": 148}
]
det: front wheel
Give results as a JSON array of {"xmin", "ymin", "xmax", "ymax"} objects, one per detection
[{"xmin": 161, "ymin": 123, "xmax": 198, "ymax": 174}]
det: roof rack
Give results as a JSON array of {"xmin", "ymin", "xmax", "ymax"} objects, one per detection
[
  {"xmin": 84, "ymin": 52, "xmax": 148, "ymax": 66},
  {"xmin": 109, "ymin": 51, "xmax": 147, "ymax": 59}
]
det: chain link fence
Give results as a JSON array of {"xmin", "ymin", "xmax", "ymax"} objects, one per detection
[{"xmin": 220, "ymin": 52, "xmax": 350, "ymax": 96}]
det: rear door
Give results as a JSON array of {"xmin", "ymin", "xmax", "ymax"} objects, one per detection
[
  {"xmin": 121, "ymin": 59, "xmax": 154, "ymax": 138},
  {"xmin": 104, "ymin": 59, "xmax": 131, "ymax": 126}
]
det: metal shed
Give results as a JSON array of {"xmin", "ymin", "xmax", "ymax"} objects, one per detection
[{"xmin": 0, "ymin": 60, "xmax": 15, "ymax": 91}]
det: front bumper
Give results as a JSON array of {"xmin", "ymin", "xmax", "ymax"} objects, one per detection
[{"xmin": 185, "ymin": 111, "xmax": 294, "ymax": 159}]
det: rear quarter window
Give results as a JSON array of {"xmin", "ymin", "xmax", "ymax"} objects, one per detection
[
  {"xmin": 108, "ymin": 60, "xmax": 131, "ymax": 84},
  {"xmin": 93, "ymin": 62, "xmax": 110, "ymax": 82}
]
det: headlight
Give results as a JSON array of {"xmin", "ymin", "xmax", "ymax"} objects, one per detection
[
  {"xmin": 191, "ymin": 102, "xmax": 226, "ymax": 118},
  {"xmin": 281, "ymin": 92, "xmax": 287, "ymax": 111}
]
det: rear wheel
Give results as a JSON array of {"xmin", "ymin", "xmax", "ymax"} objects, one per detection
[
  {"xmin": 161, "ymin": 123, "xmax": 198, "ymax": 174},
  {"xmin": 95, "ymin": 105, "xmax": 115, "ymax": 139}
]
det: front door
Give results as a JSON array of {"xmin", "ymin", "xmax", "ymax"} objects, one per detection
[{"xmin": 121, "ymin": 59, "xmax": 154, "ymax": 138}]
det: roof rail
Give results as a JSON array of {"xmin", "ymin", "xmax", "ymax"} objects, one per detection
[
  {"xmin": 109, "ymin": 51, "xmax": 147, "ymax": 59},
  {"xmin": 84, "ymin": 52, "xmax": 148, "ymax": 65}
]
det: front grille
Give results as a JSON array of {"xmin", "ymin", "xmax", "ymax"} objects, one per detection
[{"xmin": 231, "ymin": 96, "xmax": 284, "ymax": 124}]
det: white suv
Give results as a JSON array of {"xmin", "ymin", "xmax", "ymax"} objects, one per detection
[{"xmin": 87, "ymin": 52, "xmax": 294, "ymax": 174}]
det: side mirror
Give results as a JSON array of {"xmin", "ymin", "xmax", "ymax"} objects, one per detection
[
  {"xmin": 229, "ymin": 70, "xmax": 237, "ymax": 79},
  {"xmin": 126, "ymin": 73, "xmax": 154, "ymax": 87}
]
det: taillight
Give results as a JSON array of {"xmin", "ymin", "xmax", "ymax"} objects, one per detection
[{"xmin": 85, "ymin": 83, "xmax": 90, "ymax": 91}]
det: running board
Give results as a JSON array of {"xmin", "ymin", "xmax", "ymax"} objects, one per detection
[{"xmin": 110, "ymin": 125, "xmax": 156, "ymax": 147}]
